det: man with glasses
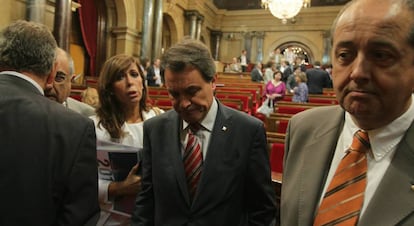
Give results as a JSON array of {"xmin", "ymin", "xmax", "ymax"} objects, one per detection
[{"xmin": 45, "ymin": 48, "xmax": 95, "ymax": 117}]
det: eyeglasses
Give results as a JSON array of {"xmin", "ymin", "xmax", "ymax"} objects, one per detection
[{"xmin": 55, "ymin": 71, "xmax": 68, "ymax": 82}]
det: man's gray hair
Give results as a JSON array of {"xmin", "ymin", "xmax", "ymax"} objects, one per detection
[
  {"xmin": 161, "ymin": 37, "xmax": 216, "ymax": 82},
  {"xmin": 0, "ymin": 20, "xmax": 57, "ymax": 77}
]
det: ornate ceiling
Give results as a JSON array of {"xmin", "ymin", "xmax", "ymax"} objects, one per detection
[{"xmin": 213, "ymin": 0, "xmax": 351, "ymax": 10}]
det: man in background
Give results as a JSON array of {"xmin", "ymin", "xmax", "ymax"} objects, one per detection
[
  {"xmin": 146, "ymin": 58, "xmax": 164, "ymax": 87},
  {"xmin": 0, "ymin": 20, "xmax": 99, "ymax": 225},
  {"xmin": 238, "ymin": 49, "xmax": 249, "ymax": 72},
  {"xmin": 45, "ymin": 48, "xmax": 96, "ymax": 117},
  {"xmin": 305, "ymin": 61, "xmax": 332, "ymax": 94}
]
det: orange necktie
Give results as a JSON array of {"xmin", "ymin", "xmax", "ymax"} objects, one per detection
[
  {"xmin": 183, "ymin": 124, "xmax": 203, "ymax": 200},
  {"xmin": 314, "ymin": 130, "xmax": 370, "ymax": 226}
]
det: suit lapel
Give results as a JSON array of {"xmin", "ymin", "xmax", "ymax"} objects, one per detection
[
  {"xmin": 359, "ymin": 124, "xmax": 414, "ymax": 226},
  {"xmin": 298, "ymin": 107, "xmax": 345, "ymax": 225},
  {"xmin": 192, "ymin": 103, "xmax": 232, "ymax": 208},
  {"xmin": 166, "ymin": 112, "xmax": 191, "ymax": 205}
]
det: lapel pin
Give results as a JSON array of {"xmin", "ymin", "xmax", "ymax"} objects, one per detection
[{"xmin": 222, "ymin": 126, "xmax": 227, "ymax": 131}]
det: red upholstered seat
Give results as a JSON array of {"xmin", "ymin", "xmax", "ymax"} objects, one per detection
[
  {"xmin": 276, "ymin": 106, "xmax": 307, "ymax": 114},
  {"xmin": 275, "ymin": 120, "xmax": 289, "ymax": 133},
  {"xmin": 270, "ymin": 143, "xmax": 284, "ymax": 173}
]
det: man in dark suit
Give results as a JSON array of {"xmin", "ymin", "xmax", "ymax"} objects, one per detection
[
  {"xmin": 281, "ymin": 0, "xmax": 414, "ymax": 225},
  {"xmin": 251, "ymin": 62, "xmax": 264, "ymax": 82},
  {"xmin": 305, "ymin": 61, "xmax": 332, "ymax": 94},
  {"xmin": 146, "ymin": 58, "xmax": 164, "ymax": 87},
  {"xmin": 0, "ymin": 20, "xmax": 99, "ymax": 225},
  {"xmin": 132, "ymin": 38, "xmax": 276, "ymax": 225}
]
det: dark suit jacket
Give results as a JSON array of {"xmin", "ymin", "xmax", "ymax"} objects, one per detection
[
  {"xmin": 132, "ymin": 101, "xmax": 276, "ymax": 226},
  {"xmin": 146, "ymin": 65, "xmax": 164, "ymax": 87},
  {"xmin": 281, "ymin": 105, "xmax": 414, "ymax": 226},
  {"xmin": 251, "ymin": 68, "xmax": 264, "ymax": 82},
  {"xmin": 0, "ymin": 74, "xmax": 100, "ymax": 226},
  {"xmin": 305, "ymin": 68, "xmax": 332, "ymax": 94}
]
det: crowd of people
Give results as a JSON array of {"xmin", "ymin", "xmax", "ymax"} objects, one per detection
[
  {"xmin": 226, "ymin": 48, "xmax": 333, "ymax": 109},
  {"xmin": 1, "ymin": 0, "xmax": 413, "ymax": 225}
]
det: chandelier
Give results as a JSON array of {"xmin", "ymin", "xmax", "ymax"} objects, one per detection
[{"xmin": 262, "ymin": 0, "xmax": 311, "ymax": 24}]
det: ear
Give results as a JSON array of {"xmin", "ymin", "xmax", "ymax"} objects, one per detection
[
  {"xmin": 45, "ymin": 61, "xmax": 58, "ymax": 90},
  {"xmin": 211, "ymin": 74, "xmax": 217, "ymax": 90}
]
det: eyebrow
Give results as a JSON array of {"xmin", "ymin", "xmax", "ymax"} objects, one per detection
[{"xmin": 56, "ymin": 71, "xmax": 67, "ymax": 76}]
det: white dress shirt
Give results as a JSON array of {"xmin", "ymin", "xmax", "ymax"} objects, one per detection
[
  {"xmin": 181, "ymin": 99, "xmax": 218, "ymax": 159},
  {"xmin": 319, "ymin": 94, "xmax": 414, "ymax": 215}
]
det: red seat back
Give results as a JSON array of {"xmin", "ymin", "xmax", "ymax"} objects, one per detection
[{"xmin": 270, "ymin": 143, "xmax": 285, "ymax": 173}]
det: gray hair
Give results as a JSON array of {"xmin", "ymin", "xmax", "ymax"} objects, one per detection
[
  {"xmin": 0, "ymin": 20, "xmax": 57, "ymax": 77},
  {"xmin": 161, "ymin": 38, "xmax": 216, "ymax": 82}
]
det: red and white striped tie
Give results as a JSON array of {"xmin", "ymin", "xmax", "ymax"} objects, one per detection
[{"xmin": 183, "ymin": 124, "xmax": 203, "ymax": 200}]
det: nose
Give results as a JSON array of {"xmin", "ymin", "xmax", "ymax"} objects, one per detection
[
  {"xmin": 177, "ymin": 96, "xmax": 192, "ymax": 109},
  {"xmin": 349, "ymin": 53, "xmax": 371, "ymax": 83},
  {"xmin": 125, "ymin": 74, "xmax": 134, "ymax": 85}
]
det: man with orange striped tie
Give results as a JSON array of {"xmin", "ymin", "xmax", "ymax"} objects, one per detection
[{"xmin": 281, "ymin": 0, "xmax": 414, "ymax": 225}]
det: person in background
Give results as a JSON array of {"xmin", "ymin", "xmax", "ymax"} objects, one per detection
[
  {"xmin": 294, "ymin": 55, "xmax": 307, "ymax": 72},
  {"xmin": 229, "ymin": 57, "xmax": 242, "ymax": 73},
  {"xmin": 283, "ymin": 46, "xmax": 296, "ymax": 65},
  {"xmin": 81, "ymin": 86, "xmax": 100, "ymax": 108},
  {"xmin": 306, "ymin": 61, "xmax": 332, "ymax": 94},
  {"xmin": 286, "ymin": 65, "xmax": 301, "ymax": 93},
  {"xmin": 264, "ymin": 70, "xmax": 286, "ymax": 105},
  {"xmin": 263, "ymin": 61, "xmax": 275, "ymax": 84},
  {"xmin": 92, "ymin": 54, "xmax": 164, "ymax": 225},
  {"xmin": 238, "ymin": 49, "xmax": 249, "ymax": 72},
  {"xmin": 146, "ymin": 58, "xmax": 164, "ymax": 87},
  {"xmin": 280, "ymin": 60, "xmax": 292, "ymax": 83},
  {"xmin": 291, "ymin": 71, "xmax": 308, "ymax": 103},
  {"xmin": 45, "ymin": 47, "xmax": 96, "ymax": 117},
  {"xmin": 139, "ymin": 57, "xmax": 150, "ymax": 77},
  {"xmin": 281, "ymin": 0, "xmax": 414, "ymax": 225},
  {"xmin": 269, "ymin": 47, "xmax": 283, "ymax": 66},
  {"xmin": 132, "ymin": 38, "xmax": 276, "ymax": 225},
  {"xmin": 139, "ymin": 57, "xmax": 151, "ymax": 87},
  {"xmin": 0, "ymin": 20, "xmax": 99, "ymax": 225},
  {"xmin": 250, "ymin": 61, "xmax": 264, "ymax": 82}
]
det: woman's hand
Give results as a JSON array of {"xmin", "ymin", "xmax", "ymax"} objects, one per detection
[{"xmin": 108, "ymin": 164, "xmax": 141, "ymax": 198}]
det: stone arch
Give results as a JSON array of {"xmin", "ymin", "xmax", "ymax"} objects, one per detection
[
  {"xmin": 267, "ymin": 34, "xmax": 321, "ymax": 64},
  {"xmin": 163, "ymin": 9, "xmax": 184, "ymax": 44},
  {"xmin": 162, "ymin": 13, "xmax": 178, "ymax": 52}
]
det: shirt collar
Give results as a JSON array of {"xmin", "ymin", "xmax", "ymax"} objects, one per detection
[
  {"xmin": 183, "ymin": 98, "xmax": 218, "ymax": 132},
  {"xmin": 0, "ymin": 71, "xmax": 44, "ymax": 95}
]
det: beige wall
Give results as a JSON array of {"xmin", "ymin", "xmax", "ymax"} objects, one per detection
[
  {"xmin": 214, "ymin": 6, "xmax": 341, "ymax": 64},
  {"xmin": 0, "ymin": 0, "xmax": 344, "ymax": 74}
]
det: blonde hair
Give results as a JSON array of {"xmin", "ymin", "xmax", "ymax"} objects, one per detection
[
  {"xmin": 296, "ymin": 72, "xmax": 307, "ymax": 83},
  {"xmin": 81, "ymin": 87, "xmax": 99, "ymax": 108}
]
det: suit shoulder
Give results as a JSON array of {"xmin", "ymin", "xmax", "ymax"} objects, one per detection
[
  {"xmin": 143, "ymin": 109, "xmax": 173, "ymax": 126},
  {"xmin": 221, "ymin": 104, "xmax": 263, "ymax": 126},
  {"xmin": 290, "ymin": 105, "xmax": 342, "ymax": 127}
]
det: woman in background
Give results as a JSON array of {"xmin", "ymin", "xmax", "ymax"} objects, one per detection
[
  {"xmin": 292, "ymin": 71, "xmax": 309, "ymax": 103},
  {"xmin": 264, "ymin": 70, "xmax": 286, "ymax": 105},
  {"xmin": 91, "ymin": 54, "xmax": 163, "ymax": 225}
]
